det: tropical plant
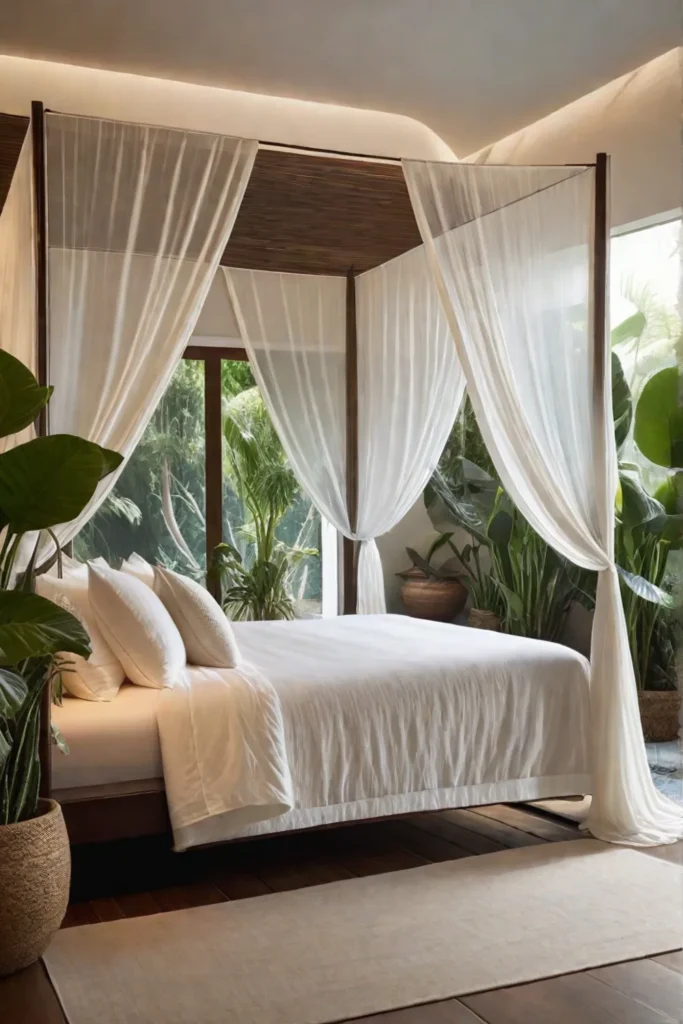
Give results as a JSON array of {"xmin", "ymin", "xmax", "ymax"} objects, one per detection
[
  {"xmin": 396, "ymin": 538, "xmax": 462, "ymax": 582},
  {"xmin": 0, "ymin": 350, "xmax": 122, "ymax": 824},
  {"xmin": 209, "ymin": 386, "xmax": 317, "ymax": 620},
  {"xmin": 614, "ymin": 353, "xmax": 683, "ymax": 689},
  {"xmin": 424, "ymin": 458, "xmax": 585, "ymax": 640}
]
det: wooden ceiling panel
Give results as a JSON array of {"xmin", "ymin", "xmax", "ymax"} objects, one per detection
[
  {"xmin": 0, "ymin": 114, "xmax": 421, "ymax": 275},
  {"xmin": 223, "ymin": 148, "xmax": 421, "ymax": 275}
]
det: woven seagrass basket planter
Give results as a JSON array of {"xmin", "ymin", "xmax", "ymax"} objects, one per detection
[
  {"xmin": 0, "ymin": 799, "xmax": 70, "ymax": 977},
  {"xmin": 400, "ymin": 570, "xmax": 467, "ymax": 622},
  {"xmin": 468, "ymin": 608, "xmax": 502, "ymax": 631},
  {"xmin": 638, "ymin": 690, "xmax": 681, "ymax": 744}
]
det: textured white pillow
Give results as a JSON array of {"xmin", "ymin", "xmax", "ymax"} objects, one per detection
[
  {"xmin": 35, "ymin": 571, "xmax": 125, "ymax": 701},
  {"xmin": 154, "ymin": 566, "xmax": 240, "ymax": 668},
  {"xmin": 120, "ymin": 552, "xmax": 155, "ymax": 588},
  {"xmin": 88, "ymin": 565, "xmax": 186, "ymax": 689}
]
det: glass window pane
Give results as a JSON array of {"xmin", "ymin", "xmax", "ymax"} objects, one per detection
[
  {"xmin": 74, "ymin": 359, "xmax": 206, "ymax": 574},
  {"xmin": 221, "ymin": 358, "xmax": 323, "ymax": 619},
  {"xmin": 610, "ymin": 218, "xmax": 681, "ymax": 492}
]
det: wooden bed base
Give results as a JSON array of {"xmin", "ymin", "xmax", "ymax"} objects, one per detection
[
  {"xmin": 61, "ymin": 790, "xmax": 171, "ymax": 845},
  {"xmin": 59, "ymin": 788, "xmax": 585, "ymax": 847}
]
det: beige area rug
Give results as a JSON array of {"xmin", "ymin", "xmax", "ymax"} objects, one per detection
[{"xmin": 45, "ymin": 840, "xmax": 682, "ymax": 1024}]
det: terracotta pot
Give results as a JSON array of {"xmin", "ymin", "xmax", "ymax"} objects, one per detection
[
  {"xmin": 400, "ymin": 570, "xmax": 467, "ymax": 622},
  {"xmin": 468, "ymin": 608, "xmax": 502, "ymax": 631},
  {"xmin": 0, "ymin": 799, "xmax": 70, "ymax": 977},
  {"xmin": 638, "ymin": 689, "xmax": 681, "ymax": 744}
]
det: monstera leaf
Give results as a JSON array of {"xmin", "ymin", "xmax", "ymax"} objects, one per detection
[
  {"xmin": 0, "ymin": 435, "xmax": 123, "ymax": 533},
  {"xmin": 0, "ymin": 591, "xmax": 91, "ymax": 665},
  {"xmin": 0, "ymin": 350, "xmax": 53, "ymax": 440}
]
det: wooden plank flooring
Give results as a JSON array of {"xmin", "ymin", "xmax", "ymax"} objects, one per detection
[{"xmin": 1, "ymin": 803, "xmax": 681, "ymax": 1024}]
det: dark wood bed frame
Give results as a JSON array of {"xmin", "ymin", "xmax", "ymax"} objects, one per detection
[{"xmin": 0, "ymin": 105, "xmax": 607, "ymax": 845}]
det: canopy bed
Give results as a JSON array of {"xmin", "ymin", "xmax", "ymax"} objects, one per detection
[{"xmin": 0, "ymin": 101, "xmax": 680, "ymax": 850}]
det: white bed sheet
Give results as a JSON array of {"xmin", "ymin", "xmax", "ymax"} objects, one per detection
[
  {"xmin": 51, "ymin": 684, "xmax": 162, "ymax": 791},
  {"xmin": 169, "ymin": 615, "xmax": 592, "ymax": 849}
]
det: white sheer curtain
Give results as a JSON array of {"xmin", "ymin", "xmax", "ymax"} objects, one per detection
[
  {"xmin": 403, "ymin": 158, "xmax": 683, "ymax": 846},
  {"xmin": 225, "ymin": 258, "xmax": 462, "ymax": 614},
  {"xmin": 355, "ymin": 246, "xmax": 464, "ymax": 611},
  {"xmin": 224, "ymin": 268, "xmax": 349, "ymax": 531},
  {"xmin": 0, "ymin": 130, "xmax": 35, "ymax": 451},
  {"xmin": 45, "ymin": 113, "xmax": 257, "ymax": 543}
]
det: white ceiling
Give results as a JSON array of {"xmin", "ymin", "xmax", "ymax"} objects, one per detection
[{"xmin": 0, "ymin": 0, "xmax": 679, "ymax": 154}]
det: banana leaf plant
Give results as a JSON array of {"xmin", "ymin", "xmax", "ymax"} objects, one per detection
[
  {"xmin": 424, "ymin": 458, "xmax": 587, "ymax": 640},
  {"xmin": 0, "ymin": 350, "xmax": 122, "ymax": 824}
]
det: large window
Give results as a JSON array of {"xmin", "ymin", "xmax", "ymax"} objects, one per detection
[
  {"xmin": 220, "ymin": 358, "xmax": 323, "ymax": 618},
  {"xmin": 75, "ymin": 350, "xmax": 331, "ymax": 617},
  {"xmin": 610, "ymin": 217, "xmax": 680, "ymax": 490},
  {"xmin": 74, "ymin": 358, "xmax": 206, "ymax": 575}
]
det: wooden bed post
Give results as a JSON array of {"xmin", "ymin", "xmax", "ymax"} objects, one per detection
[
  {"xmin": 204, "ymin": 350, "xmax": 223, "ymax": 599},
  {"xmin": 592, "ymin": 153, "xmax": 610, "ymax": 465},
  {"xmin": 31, "ymin": 100, "xmax": 52, "ymax": 799},
  {"xmin": 343, "ymin": 269, "xmax": 359, "ymax": 614}
]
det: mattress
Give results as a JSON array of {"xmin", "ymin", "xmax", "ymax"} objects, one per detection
[
  {"xmin": 51, "ymin": 684, "xmax": 162, "ymax": 792},
  {"xmin": 167, "ymin": 615, "xmax": 591, "ymax": 847},
  {"xmin": 51, "ymin": 616, "xmax": 592, "ymax": 846}
]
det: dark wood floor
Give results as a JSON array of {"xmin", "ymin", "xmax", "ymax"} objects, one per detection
[{"xmin": 2, "ymin": 804, "xmax": 681, "ymax": 1023}]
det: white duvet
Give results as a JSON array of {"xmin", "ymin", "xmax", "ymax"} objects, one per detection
[{"xmin": 157, "ymin": 615, "xmax": 591, "ymax": 850}]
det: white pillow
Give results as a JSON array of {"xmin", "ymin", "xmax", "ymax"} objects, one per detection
[
  {"xmin": 120, "ymin": 552, "xmax": 155, "ymax": 588},
  {"xmin": 154, "ymin": 566, "xmax": 240, "ymax": 668},
  {"xmin": 35, "ymin": 571, "xmax": 125, "ymax": 701},
  {"xmin": 88, "ymin": 565, "xmax": 186, "ymax": 689}
]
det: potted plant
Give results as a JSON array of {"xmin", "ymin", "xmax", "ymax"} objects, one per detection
[
  {"xmin": 208, "ymin": 386, "xmax": 317, "ymax": 620},
  {"xmin": 396, "ymin": 538, "xmax": 467, "ymax": 622},
  {"xmin": 0, "ymin": 350, "xmax": 122, "ymax": 976}
]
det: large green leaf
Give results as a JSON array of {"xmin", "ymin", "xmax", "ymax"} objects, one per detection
[
  {"xmin": 618, "ymin": 471, "xmax": 664, "ymax": 531},
  {"xmin": 653, "ymin": 476, "xmax": 679, "ymax": 515},
  {"xmin": 0, "ymin": 435, "xmax": 123, "ymax": 532},
  {"xmin": 0, "ymin": 591, "xmax": 91, "ymax": 664},
  {"xmin": 0, "ymin": 667, "xmax": 27, "ymax": 718},
  {"xmin": 610, "ymin": 311, "xmax": 646, "ymax": 348},
  {"xmin": 634, "ymin": 367, "xmax": 681, "ymax": 469},
  {"xmin": 643, "ymin": 512, "xmax": 683, "ymax": 547},
  {"xmin": 617, "ymin": 566, "xmax": 675, "ymax": 607},
  {"xmin": 611, "ymin": 352, "xmax": 632, "ymax": 453},
  {"xmin": 425, "ymin": 463, "xmax": 498, "ymax": 545},
  {"xmin": 492, "ymin": 578, "xmax": 525, "ymax": 620},
  {"xmin": 0, "ymin": 350, "xmax": 53, "ymax": 440}
]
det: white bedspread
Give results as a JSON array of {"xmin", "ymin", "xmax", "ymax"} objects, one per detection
[{"xmin": 159, "ymin": 615, "xmax": 591, "ymax": 851}]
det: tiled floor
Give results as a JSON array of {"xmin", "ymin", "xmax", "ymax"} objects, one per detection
[{"xmin": 648, "ymin": 741, "xmax": 683, "ymax": 805}]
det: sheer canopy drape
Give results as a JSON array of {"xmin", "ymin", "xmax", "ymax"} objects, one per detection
[
  {"xmin": 45, "ymin": 113, "xmax": 257, "ymax": 543},
  {"xmin": 355, "ymin": 247, "xmax": 464, "ymax": 611},
  {"xmin": 403, "ymin": 158, "xmax": 683, "ymax": 847},
  {"xmin": 0, "ymin": 131, "xmax": 35, "ymax": 452},
  {"xmin": 225, "ymin": 256, "xmax": 462, "ymax": 614}
]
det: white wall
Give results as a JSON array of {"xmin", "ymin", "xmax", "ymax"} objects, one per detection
[
  {"xmin": 0, "ymin": 56, "xmax": 455, "ymax": 162},
  {"xmin": 466, "ymin": 48, "xmax": 682, "ymax": 229}
]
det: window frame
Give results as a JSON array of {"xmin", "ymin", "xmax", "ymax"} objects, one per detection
[{"xmin": 184, "ymin": 344, "xmax": 336, "ymax": 614}]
